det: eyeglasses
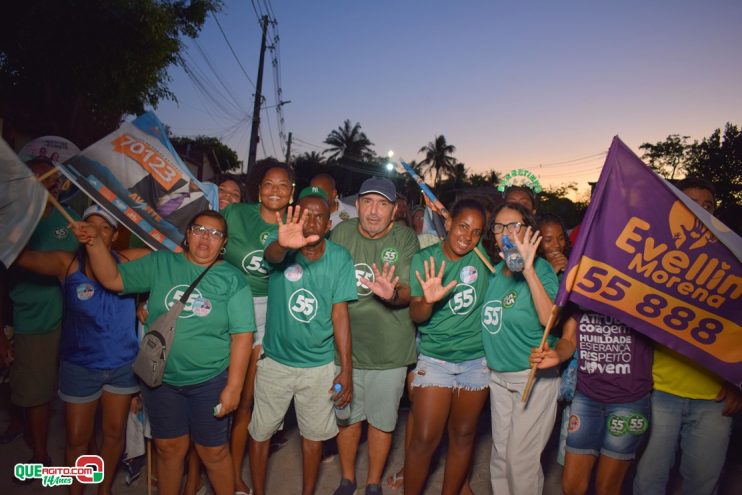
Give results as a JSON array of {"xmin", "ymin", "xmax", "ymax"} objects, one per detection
[
  {"xmin": 190, "ymin": 224, "xmax": 225, "ymax": 239},
  {"xmin": 492, "ymin": 222, "xmax": 524, "ymax": 234}
]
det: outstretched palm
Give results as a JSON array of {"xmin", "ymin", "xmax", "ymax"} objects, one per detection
[
  {"xmin": 511, "ymin": 226, "xmax": 542, "ymax": 272},
  {"xmin": 359, "ymin": 262, "xmax": 399, "ymax": 301},
  {"xmin": 276, "ymin": 206, "xmax": 320, "ymax": 249},
  {"xmin": 415, "ymin": 257, "xmax": 456, "ymax": 304}
]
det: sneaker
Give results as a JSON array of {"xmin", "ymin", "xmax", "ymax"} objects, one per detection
[
  {"xmin": 365, "ymin": 483, "xmax": 383, "ymax": 495},
  {"xmin": 333, "ymin": 478, "xmax": 357, "ymax": 495}
]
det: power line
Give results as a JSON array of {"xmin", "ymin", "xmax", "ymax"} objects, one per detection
[{"xmin": 213, "ymin": 14, "xmax": 255, "ymax": 87}]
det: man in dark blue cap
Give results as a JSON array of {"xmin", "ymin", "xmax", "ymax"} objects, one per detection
[{"xmin": 329, "ymin": 177, "xmax": 420, "ymax": 495}]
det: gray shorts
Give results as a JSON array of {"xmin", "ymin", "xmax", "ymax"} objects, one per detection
[
  {"xmin": 342, "ymin": 367, "xmax": 407, "ymax": 432},
  {"xmin": 249, "ymin": 357, "xmax": 337, "ymax": 442}
]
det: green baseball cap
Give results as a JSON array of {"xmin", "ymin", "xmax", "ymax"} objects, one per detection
[{"xmin": 297, "ymin": 185, "xmax": 328, "ymax": 202}]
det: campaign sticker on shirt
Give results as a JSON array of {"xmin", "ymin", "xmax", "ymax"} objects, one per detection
[
  {"xmin": 380, "ymin": 247, "xmax": 399, "ymax": 265},
  {"xmin": 259, "ymin": 231, "xmax": 272, "ymax": 245},
  {"xmin": 460, "ymin": 265, "xmax": 478, "ymax": 284},
  {"xmin": 191, "ymin": 297, "xmax": 212, "ymax": 317},
  {"xmin": 54, "ymin": 226, "xmax": 70, "ymax": 240},
  {"xmin": 502, "ymin": 290, "xmax": 517, "ymax": 308},
  {"xmin": 285, "ymin": 264, "xmax": 303, "ymax": 282},
  {"xmin": 76, "ymin": 283, "xmax": 95, "ymax": 301}
]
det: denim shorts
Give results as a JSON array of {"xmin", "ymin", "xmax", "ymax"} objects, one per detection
[
  {"xmin": 566, "ymin": 391, "xmax": 651, "ymax": 460},
  {"xmin": 410, "ymin": 354, "xmax": 489, "ymax": 391},
  {"xmin": 141, "ymin": 370, "xmax": 230, "ymax": 447},
  {"xmin": 58, "ymin": 360, "xmax": 139, "ymax": 403}
]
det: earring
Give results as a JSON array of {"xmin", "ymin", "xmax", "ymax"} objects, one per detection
[
  {"xmin": 258, "ymin": 192, "xmax": 262, "ymax": 203},
  {"xmin": 289, "ymin": 196, "xmax": 294, "ymax": 205},
  {"xmin": 220, "ymin": 247, "xmax": 226, "ymax": 255}
]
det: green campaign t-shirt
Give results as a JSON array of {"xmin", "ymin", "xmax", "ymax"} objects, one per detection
[
  {"xmin": 10, "ymin": 207, "xmax": 79, "ymax": 334},
  {"xmin": 222, "ymin": 202, "xmax": 278, "ymax": 297},
  {"xmin": 481, "ymin": 257, "xmax": 559, "ymax": 372},
  {"xmin": 263, "ymin": 240, "xmax": 357, "ymax": 368},
  {"xmin": 119, "ymin": 251, "xmax": 256, "ymax": 386},
  {"xmin": 330, "ymin": 219, "xmax": 419, "ymax": 369},
  {"xmin": 410, "ymin": 243, "xmax": 489, "ymax": 362}
]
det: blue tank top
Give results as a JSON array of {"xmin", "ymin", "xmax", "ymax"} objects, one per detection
[{"xmin": 61, "ymin": 251, "xmax": 138, "ymax": 368}]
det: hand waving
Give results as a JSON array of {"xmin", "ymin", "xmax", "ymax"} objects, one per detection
[
  {"xmin": 359, "ymin": 262, "xmax": 400, "ymax": 301},
  {"xmin": 276, "ymin": 206, "xmax": 320, "ymax": 249},
  {"xmin": 512, "ymin": 226, "xmax": 542, "ymax": 272},
  {"xmin": 415, "ymin": 257, "xmax": 456, "ymax": 304}
]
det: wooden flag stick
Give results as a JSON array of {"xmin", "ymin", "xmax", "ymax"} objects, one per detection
[
  {"xmin": 37, "ymin": 167, "xmax": 60, "ymax": 182},
  {"xmin": 45, "ymin": 189, "xmax": 77, "ymax": 225},
  {"xmin": 521, "ymin": 304, "xmax": 561, "ymax": 404}
]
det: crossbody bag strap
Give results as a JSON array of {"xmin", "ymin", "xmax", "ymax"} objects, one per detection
[{"xmin": 179, "ymin": 258, "xmax": 218, "ymax": 303}]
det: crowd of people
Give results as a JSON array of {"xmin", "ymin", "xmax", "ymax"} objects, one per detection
[{"xmin": 1, "ymin": 159, "xmax": 739, "ymax": 495}]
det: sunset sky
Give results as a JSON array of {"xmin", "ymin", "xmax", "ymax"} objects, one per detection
[{"xmin": 154, "ymin": 0, "xmax": 742, "ymax": 193}]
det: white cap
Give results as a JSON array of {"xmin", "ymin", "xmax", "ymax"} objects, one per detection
[{"xmin": 82, "ymin": 205, "xmax": 118, "ymax": 229}]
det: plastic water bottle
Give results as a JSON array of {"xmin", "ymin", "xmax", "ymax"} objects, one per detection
[
  {"xmin": 333, "ymin": 383, "xmax": 351, "ymax": 420},
  {"xmin": 502, "ymin": 234, "xmax": 525, "ymax": 272}
]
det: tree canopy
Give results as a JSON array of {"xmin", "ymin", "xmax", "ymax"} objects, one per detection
[
  {"xmin": 418, "ymin": 135, "xmax": 457, "ymax": 185},
  {"xmin": 0, "ymin": 0, "xmax": 220, "ymax": 147},
  {"xmin": 323, "ymin": 119, "xmax": 375, "ymax": 162},
  {"xmin": 171, "ymin": 135, "xmax": 241, "ymax": 172},
  {"xmin": 640, "ymin": 123, "xmax": 741, "ymax": 220}
]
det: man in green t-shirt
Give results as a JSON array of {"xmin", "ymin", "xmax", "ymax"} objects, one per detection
[
  {"xmin": 329, "ymin": 177, "xmax": 420, "ymax": 495},
  {"xmin": 1, "ymin": 159, "xmax": 78, "ymax": 473},
  {"xmin": 248, "ymin": 187, "xmax": 356, "ymax": 495}
]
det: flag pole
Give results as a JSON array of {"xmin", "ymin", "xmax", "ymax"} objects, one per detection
[
  {"xmin": 400, "ymin": 161, "xmax": 496, "ymax": 274},
  {"xmin": 34, "ymin": 171, "xmax": 77, "ymax": 225},
  {"xmin": 37, "ymin": 167, "xmax": 60, "ymax": 182},
  {"xmin": 521, "ymin": 304, "xmax": 561, "ymax": 404}
]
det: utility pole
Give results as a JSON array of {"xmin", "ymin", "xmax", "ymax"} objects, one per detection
[
  {"xmin": 285, "ymin": 132, "xmax": 292, "ymax": 163},
  {"xmin": 247, "ymin": 15, "xmax": 270, "ymax": 172}
]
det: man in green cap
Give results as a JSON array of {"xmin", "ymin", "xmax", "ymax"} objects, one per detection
[{"xmin": 249, "ymin": 187, "xmax": 357, "ymax": 495}]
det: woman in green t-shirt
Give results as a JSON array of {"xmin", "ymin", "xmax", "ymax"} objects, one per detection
[
  {"xmin": 75, "ymin": 210, "xmax": 254, "ymax": 495},
  {"xmin": 481, "ymin": 201, "xmax": 560, "ymax": 494},
  {"xmin": 404, "ymin": 199, "xmax": 491, "ymax": 495}
]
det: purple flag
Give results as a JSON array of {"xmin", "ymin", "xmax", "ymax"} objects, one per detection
[{"xmin": 557, "ymin": 137, "xmax": 742, "ymax": 386}]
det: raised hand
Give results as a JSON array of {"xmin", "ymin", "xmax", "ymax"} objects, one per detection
[
  {"xmin": 70, "ymin": 220, "xmax": 99, "ymax": 246},
  {"xmin": 512, "ymin": 226, "xmax": 542, "ymax": 272},
  {"xmin": 359, "ymin": 262, "xmax": 400, "ymax": 301},
  {"xmin": 545, "ymin": 250, "xmax": 568, "ymax": 274},
  {"xmin": 414, "ymin": 256, "xmax": 456, "ymax": 304},
  {"xmin": 275, "ymin": 205, "xmax": 320, "ymax": 249}
]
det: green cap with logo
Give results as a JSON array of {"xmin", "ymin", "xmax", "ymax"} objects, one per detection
[{"xmin": 298, "ymin": 186, "xmax": 328, "ymax": 202}]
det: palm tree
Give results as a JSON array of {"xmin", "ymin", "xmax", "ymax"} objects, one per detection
[
  {"xmin": 418, "ymin": 135, "xmax": 457, "ymax": 186},
  {"xmin": 323, "ymin": 120, "xmax": 375, "ymax": 162}
]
